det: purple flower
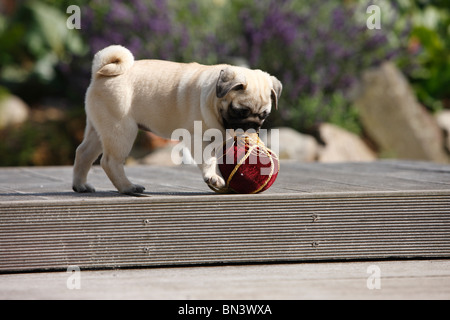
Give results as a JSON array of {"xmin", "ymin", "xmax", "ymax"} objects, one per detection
[{"xmin": 81, "ymin": 0, "xmax": 188, "ymax": 61}]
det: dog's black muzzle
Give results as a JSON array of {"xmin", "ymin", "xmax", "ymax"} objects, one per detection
[{"xmin": 222, "ymin": 117, "xmax": 262, "ymax": 132}]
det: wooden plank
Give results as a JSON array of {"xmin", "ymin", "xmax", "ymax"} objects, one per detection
[
  {"xmin": 0, "ymin": 260, "xmax": 449, "ymax": 299},
  {"xmin": 0, "ymin": 161, "xmax": 450, "ymax": 272},
  {"xmin": 1, "ymin": 191, "xmax": 449, "ymax": 272}
]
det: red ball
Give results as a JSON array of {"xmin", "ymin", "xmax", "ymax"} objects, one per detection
[{"xmin": 215, "ymin": 133, "xmax": 279, "ymax": 194}]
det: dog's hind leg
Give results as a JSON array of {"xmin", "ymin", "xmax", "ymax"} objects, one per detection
[
  {"xmin": 99, "ymin": 120, "xmax": 145, "ymax": 195},
  {"xmin": 73, "ymin": 120, "xmax": 103, "ymax": 193}
]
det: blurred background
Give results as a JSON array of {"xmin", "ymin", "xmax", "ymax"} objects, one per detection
[{"xmin": 0, "ymin": 0, "xmax": 449, "ymax": 166}]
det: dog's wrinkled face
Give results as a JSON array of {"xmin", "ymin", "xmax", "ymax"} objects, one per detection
[{"xmin": 216, "ymin": 67, "xmax": 282, "ymax": 132}]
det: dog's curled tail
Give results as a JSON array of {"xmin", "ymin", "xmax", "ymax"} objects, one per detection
[{"xmin": 92, "ymin": 45, "xmax": 134, "ymax": 77}]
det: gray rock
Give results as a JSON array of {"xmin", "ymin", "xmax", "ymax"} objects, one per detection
[
  {"xmin": 354, "ymin": 62, "xmax": 449, "ymax": 163},
  {"xmin": 435, "ymin": 110, "xmax": 450, "ymax": 153},
  {"xmin": 317, "ymin": 123, "xmax": 376, "ymax": 162},
  {"xmin": 0, "ymin": 94, "xmax": 29, "ymax": 129},
  {"xmin": 266, "ymin": 127, "xmax": 319, "ymax": 162}
]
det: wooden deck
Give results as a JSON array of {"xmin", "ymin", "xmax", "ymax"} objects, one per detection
[
  {"xmin": 0, "ymin": 160, "xmax": 449, "ymax": 299},
  {"xmin": 1, "ymin": 160, "xmax": 450, "ymax": 271}
]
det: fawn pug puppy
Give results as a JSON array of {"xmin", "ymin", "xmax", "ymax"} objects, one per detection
[{"xmin": 72, "ymin": 45, "xmax": 282, "ymax": 194}]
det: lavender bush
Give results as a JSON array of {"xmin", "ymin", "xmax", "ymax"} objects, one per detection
[{"xmin": 82, "ymin": 0, "xmax": 188, "ymax": 61}]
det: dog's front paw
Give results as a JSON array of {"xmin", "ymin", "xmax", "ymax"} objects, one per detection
[
  {"xmin": 200, "ymin": 157, "xmax": 228, "ymax": 193},
  {"xmin": 73, "ymin": 183, "xmax": 96, "ymax": 193},
  {"xmin": 204, "ymin": 174, "xmax": 227, "ymax": 192}
]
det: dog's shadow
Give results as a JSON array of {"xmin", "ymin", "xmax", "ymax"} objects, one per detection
[
  {"xmin": 128, "ymin": 191, "xmax": 215, "ymax": 197},
  {"xmin": 0, "ymin": 190, "xmax": 215, "ymax": 200}
]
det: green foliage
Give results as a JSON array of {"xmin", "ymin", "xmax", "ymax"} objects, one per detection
[
  {"xmin": 0, "ymin": 120, "xmax": 73, "ymax": 166},
  {"xmin": 278, "ymin": 92, "xmax": 361, "ymax": 135},
  {"xmin": 169, "ymin": 0, "xmax": 226, "ymax": 64},
  {"xmin": 0, "ymin": 0, "xmax": 86, "ymax": 101},
  {"xmin": 406, "ymin": 2, "xmax": 450, "ymax": 110},
  {"xmin": 0, "ymin": 107, "xmax": 85, "ymax": 166},
  {"xmin": 0, "ymin": 86, "xmax": 9, "ymax": 102}
]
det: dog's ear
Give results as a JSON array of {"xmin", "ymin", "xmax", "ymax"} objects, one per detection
[
  {"xmin": 270, "ymin": 76, "xmax": 282, "ymax": 110},
  {"xmin": 216, "ymin": 68, "xmax": 247, "ymax": 98}
]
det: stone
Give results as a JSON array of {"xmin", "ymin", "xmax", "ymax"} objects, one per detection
[
  {"xmin": 435, "ymin": 110, "xmax": 450, "ymax": 153},
  {"xmin": 0, "ymin": 94, "xmax": 29, "ymax": 129},
  {"xmin": 317, "ymin": 123, "xmax": 376, "ymax": 162},
  {"xmin": 354, "ymin": 62, "xmax": 449, "ymax": 163},
  {"xmin": 266, "ymin": 127, "xmax": 318, "ymax": 162}
]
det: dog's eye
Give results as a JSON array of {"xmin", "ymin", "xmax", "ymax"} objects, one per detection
[{"xmin": 230, "ymin": 103, "xmax": 251, "ymax": 118}]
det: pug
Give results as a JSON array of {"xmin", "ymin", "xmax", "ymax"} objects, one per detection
[{"xmin": 72, "ymin": 45, "xmax": 282, "ymax": 194}]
